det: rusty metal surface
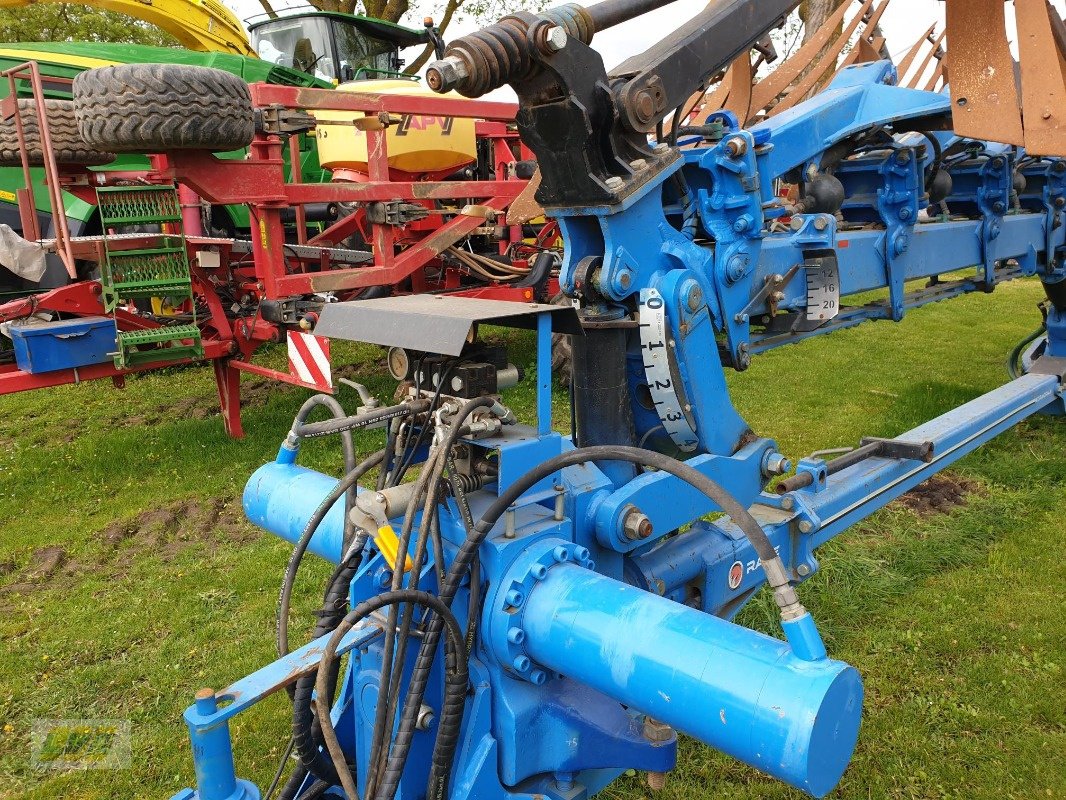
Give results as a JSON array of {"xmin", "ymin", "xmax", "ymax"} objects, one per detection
[
  {"xmin": 838, "ymin": 0, "xmax": 891, "ymax": 69},
  {"xmin": 902, "ymin": 29, "xmax": 944, "ymax": 88},
  {"xmin": 1017, "ymin": 0, "xmax": 1066, "ymax": 156},
  {"xmin": 722, "ymin": 53, "xmax": 754, "ymax": 122},
  {"xmin": 506, "ymin": 168, "xmax": 544, "ymax": 226},
  {"xmin": 771, "ymin": 0, "xmax": 889, "ymax": 117},
  {"xmin": 945, "ymin": 0, "xmax": 1023, "ymax": 146},
  {"xmin": 896, "ymin": 23, "xmax": 936, "ymax": 82},
  {"xmin": 748, "ymin": 0, "xmax": 873, "ymax": 120},
  {"xmin": 922, "ymin": 58, "xmax": 945, "ymax": 93}
]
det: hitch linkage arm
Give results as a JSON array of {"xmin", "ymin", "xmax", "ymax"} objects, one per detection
[{"xmin": 428, "ymin": 0, "xmax": 799, "ymax": 208}]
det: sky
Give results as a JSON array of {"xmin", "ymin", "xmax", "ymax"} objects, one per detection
[{"xmin": 228, "ymin": 0, "xmax": 1066, "ymax": 95}]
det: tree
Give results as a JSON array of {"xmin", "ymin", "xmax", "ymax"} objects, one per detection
[
  {"xmin": 798, "ymin": 0, "xmax": 845, "ymax": 45},
  {"xmin": 0, "ymin": 4, "xmax": 176, "ymax": 46}
]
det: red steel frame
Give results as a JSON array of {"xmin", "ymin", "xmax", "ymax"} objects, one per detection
[{"xmin": 0, "ymin": 72, "xmax": 555, "ymax": 437}]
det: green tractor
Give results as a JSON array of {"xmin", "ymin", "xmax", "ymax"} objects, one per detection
[{"xmin": 0, "ymin": 2, "xmax": 443, "ymax": 294}]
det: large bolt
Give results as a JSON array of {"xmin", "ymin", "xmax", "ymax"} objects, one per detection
[
  {"xmin": 643, "ymin": 718, "xmax": 673, "ymax": 792},
  {"xmin": 416, "ymin": 704, "xmax": 436, "ymax": 731},
  {"xmin": 797, "ymin": 519, "xmax": 814, "ymax": 534},
  {"xmin": 633, "ymin": 89, "xmax": 658, "ymax": 124},
  {"xmin": 686, "ymin": 283, "xmax": 702, "ymax": 311},
  {"xmin": 605, "ymin": 176, "xmax": 624, "ymax": 191},
  {"xmin": 725, "ymin": 136, "xmax": 747, "ymax": 157},
  {"xmin": 736, "ymin": 342, "xmax": 751, "ymax": 371},
  {"xmin": 763, "ymin": 451, "xmax": 792, "ymax": 477},
  {"xmin": 425, "ymin": 56, "xmax": 468, "ymax": 93},
  {"xmin": 623, "ymin": 507, "xmax": 653, "ymax": 540},
  {"xmin": 544, "ymin": 26, "xmax": 568, "ymax": 53}
]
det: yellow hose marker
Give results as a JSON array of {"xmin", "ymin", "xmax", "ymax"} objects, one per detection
[{"xmin": 373, "ymin": 524, "xmax": 413, "ymax": 573}]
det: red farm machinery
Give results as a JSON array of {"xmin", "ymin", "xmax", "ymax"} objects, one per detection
[{"xmin": 0, "ymin": 61, "xmax": 556, "ymax": 436}]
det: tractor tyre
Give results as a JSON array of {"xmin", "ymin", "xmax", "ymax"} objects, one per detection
[
  {"xmin": 550, "ymin": 292, "xmax": 574, "ymax": 387},
  {"xmin": 0, "ymin": 99, "xmax": 115, "ymax": 167},
  {"xmin": 72, "ymin": 64, "xmax": 254, "ymax": 153}
]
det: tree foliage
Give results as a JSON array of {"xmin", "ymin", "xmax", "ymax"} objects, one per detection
[
  {"xmin": 278, "ymin": 0, "xmax": 547, "ymax": 74},
  {"xmin": 0, "ymin": 5, "xmax": 176, "ymax": 46}
]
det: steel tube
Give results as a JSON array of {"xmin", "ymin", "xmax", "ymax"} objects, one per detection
[
  {"xmin": 520, "ymin": 563, "xmax": 863, "ymax": 798},
  {"xmin": 584, "ymin": 0, "xmax": 679, "ymax": 32}
]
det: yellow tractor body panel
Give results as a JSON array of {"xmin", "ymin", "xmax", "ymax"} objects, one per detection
[
  {"xmin": 314, "ymin": 79, "xmax": 477, "ymax": 177},
  {"xmin": 0, "ymin": 0, "xmax": 254, "ymax": 56}
]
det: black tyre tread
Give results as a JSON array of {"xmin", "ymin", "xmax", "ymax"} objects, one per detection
[
  {"xmin": 72, "ymin": 64, "xmax": 253, "ymax": 153},
  {"xmin": 0, "ymin": 99, "xmax": 115, "ymax": 167},
  {"xmin": 550, "ymin": 292, "xmax": 573, "ymax": 387}
]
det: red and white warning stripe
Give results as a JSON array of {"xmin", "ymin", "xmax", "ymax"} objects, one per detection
[{"xmin": 287, "ymin": 331, "xmax": 332, "ymax": 391}]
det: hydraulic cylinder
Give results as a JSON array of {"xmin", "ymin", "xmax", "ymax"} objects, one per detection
[{"xmin": 518, "ymin": 563, "xmax": 863, "ymax": 798}]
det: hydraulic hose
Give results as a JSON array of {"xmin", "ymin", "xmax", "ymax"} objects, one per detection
[
  {"xmin": 291, "ymin": 400, "xmax": 430, "ymax": 439},
  {"xmin": 281, "ymin": 551, "xmax": 366, "ymax": 796},
  {"xmin": 381, "ymin": 445, "xmax": 800, "ymax": 800},
  {"xmin": 367, "ymin": 397, "xmax": 496, "ymax": 798},
  {"xmin": 291, "ymin": 395, "xmax": 359, "ymax": 550},
  {"xmin": 314, "ymin": 591, "xmax": 468, "ymax": 800},
  {"xmin": 276, "ymin": 449, "xmax": 386, "ymax": 660},
  {"xmin": 1006, "ymin": 325, "xmax": 1047, "ymax": 379}
]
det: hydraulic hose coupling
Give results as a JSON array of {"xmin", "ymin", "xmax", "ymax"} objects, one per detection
[
  {"xmin": 351, "ymin": 484, "xmax": 420, "ymax": 573},
  {"xmin": 490, "ymin": 540, "xmax": 863, "ymax": 798}
]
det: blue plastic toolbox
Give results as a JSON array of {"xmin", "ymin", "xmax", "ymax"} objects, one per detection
[{"xmin": 9, "ymin": 316, "xmax": 117, "ymax": 373}]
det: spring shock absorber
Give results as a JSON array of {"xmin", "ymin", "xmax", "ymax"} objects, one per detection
[{"xmin": 426, "ymin": 0, "xmax": 677, "ymax": 96}]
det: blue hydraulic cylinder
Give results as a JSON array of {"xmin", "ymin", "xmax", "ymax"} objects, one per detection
[
  {"xmin": 242, "ymin": 446, "xmax": 345, "ymax": 564},
  {"xmin": 519, "ymin": 564, "xmax": 863, "ymax": 798}
]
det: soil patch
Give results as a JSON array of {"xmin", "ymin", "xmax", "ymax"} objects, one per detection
[
  {"xmin": 894, "ymin": 472, "xmax": 978, "ymax": 518},
  {"xmin": 1, "ymin": 496, "xmax": 256, "ymax": 597}
]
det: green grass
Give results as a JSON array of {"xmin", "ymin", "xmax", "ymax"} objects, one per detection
[{"xmin": 1, "ymin": 279, "xmax": 1064, "ymax": 799}]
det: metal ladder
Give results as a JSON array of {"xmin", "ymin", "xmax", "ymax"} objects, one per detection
[{"xmin": 96, "ymin": 185, "xmax": 203, "ymax": 368}]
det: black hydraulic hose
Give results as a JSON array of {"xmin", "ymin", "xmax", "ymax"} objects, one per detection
[
  {"xmin": 368, "ymin": 397, "xmax": 495, "ymax": 796},
  {"xmin": 314, "ymin": 591, "xmax": 468, "ymax": 800},
  {"xmin": 389, "ymin": 365, "xmax": 456, "ymax": 486},
  {"xmin": 366, "ymin": 448, "xmax": 444, "ymax": 797},
  {"xmin": 1006, "ymin": 325, "xmax": 1047, "ymax": 379},
  {"xmin": 282, "ymin": 552, "xmax": 366, "ymax": 795},
  {"xmin": 291, "ymin": 395, "xmax": 358, "ymax": 550},
  {"xmin": 365, "ymin": 448, "xmax": 444, "ymax": 798},
  {"xmin": 276, "ymin": 449, "xmax": 386, "ymax": 661},
  {"xmin": 264, "ymin": 738, "xmax": 298, "ymax": 800},
  {"xmin": 383, "ymin": 445, "xmax": 796, "ymax": 800},
  {"xmin": 293, "ymin": 400, "xmax": 430, "ymax": 439},
  {"xmin": 377, "ymin": 418, "xmax": 401, "ymax": 492}
]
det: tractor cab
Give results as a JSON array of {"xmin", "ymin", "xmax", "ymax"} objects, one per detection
[{"xmin": 247, "ymin": 9, "xmax": 440, "ymax": 84}]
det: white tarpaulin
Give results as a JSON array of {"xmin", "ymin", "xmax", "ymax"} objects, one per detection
[{"xmin": 0, "ymin": 223, "xmax": 47, "ymax": 283}]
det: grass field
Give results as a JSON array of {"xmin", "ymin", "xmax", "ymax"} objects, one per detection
[{"xmin": 1, "ymin": 278, "xmax": 1064, "ymax": 800}]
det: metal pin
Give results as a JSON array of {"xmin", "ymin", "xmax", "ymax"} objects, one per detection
[
  {"xmin": 504, "ymin": 505, "xmax": 517, "ymax": 538},
  {"xmin": 553, "ymin": 485, "xmax": 565, "ymax": 521}
]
